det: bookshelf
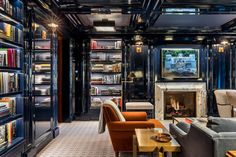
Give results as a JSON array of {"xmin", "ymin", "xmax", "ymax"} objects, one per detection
[
  {"xmin": 90, "ymin": 39, "xmax": 123, "ymax": 110},
  {"xmin": 0, "ymin": 0, "xmax": 24, "ymax": 156},
  {"xmin": 24, "ymin": 5, "xmax": 59, "ymax": 155},
  {"xmin": 31, "ymin": 22, "xmax": 56, "ymax": 141}
]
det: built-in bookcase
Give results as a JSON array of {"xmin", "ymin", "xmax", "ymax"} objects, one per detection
[
  {"xmin": 90, "ymin": 39, "xmax": 123, "ymax": 110},
  {"xmin": 24, "ymin": 5, "xmax": 58, "ymax": 156},
  {"xmin": 0, "ymin": 0, "xmax": 24, "ymax": 156}
]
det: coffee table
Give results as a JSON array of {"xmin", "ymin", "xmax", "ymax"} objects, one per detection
[
  {"xmin": 133, "ymin": 128, "xmax": 181, "ymax": 157},
  {"xmin": 227, "ymin": 151, "xmax": 236, "ymax": 157}
]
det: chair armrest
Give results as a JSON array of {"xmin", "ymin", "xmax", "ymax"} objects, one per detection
[
  {"xmin": 176, "ymin": 122, "xmax": 191, "ymax": 133},
  {"xmin": 169, "ymin": 123, "xmax": 187, "ymax": 138},
  {"xmin": 108, "ymin": 121, "xmax": 154, "ymax": 131},
  {"xmin": 214, "ymin": 132, "xmax": 236, "ymax": 157},
  {"xmin": 122, "ymin": 112, "xmax": 147, "ymax": 121}
]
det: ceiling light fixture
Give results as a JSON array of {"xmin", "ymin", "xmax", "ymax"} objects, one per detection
[
  {"xmin": 221, "ymin": 40, "xmax": 229, "ymax": 45},
  {"xmin": 94, "ymin": 19, "xmax": 116, "ymax": 32},
  {"xmin": 165, "ymin": 36, "xmax": 173, "ymax": 41},
  {"xmin": 163, "ymin": 8, "xmax": 199, "ymax": 15},
  {"xmin": 196, "ymin": 36, "xmax": 204, "ymax": 41}
]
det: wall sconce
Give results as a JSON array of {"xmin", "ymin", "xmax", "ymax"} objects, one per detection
[
  {"xmin": 48, "ymin": 22, "xmax": 59, "ymax": 32},
  {"xmin": 135, "ymin": 46, "xmax": 142, "ymax": 53},
  {"xmin": 221, "ymin": 40, "xmax": 229, "ymax": 45},
  {"xmin": 134, "ymin": 35, "xmax": 143, "ymax": 53},
  {"xmin": 218, "ymin": 46, "xmax": 224, "ymax": 53}
]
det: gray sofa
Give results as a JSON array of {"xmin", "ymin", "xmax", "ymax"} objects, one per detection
[{"xmin": 169, "ymin": 117, "xmax": 236, "ymax": 157}]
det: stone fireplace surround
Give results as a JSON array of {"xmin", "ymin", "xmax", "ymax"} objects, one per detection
[{"xmin": 155, "ymin": 82, "xmax": 207, "ymax": 120}]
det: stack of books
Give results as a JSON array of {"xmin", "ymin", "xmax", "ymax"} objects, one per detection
[
  {"xmin": 0, "ymin": 104, "xmax": 9, "ymax": 118},
  {"xmin": 0, "ymin": 97, "xmax": 15, "ymax": 116},
  {"xmin": 0, "ymin": 72, "xmax": 19, "ymax": 93}
]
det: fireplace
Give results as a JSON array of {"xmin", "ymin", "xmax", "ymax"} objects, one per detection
[
  {"xmin": 164, "ymin": 91, "xmax": 196, "ymax": 119},
  {"xmin": 155, "ymin": 82, "xmax": 207, "ymax": 120}
]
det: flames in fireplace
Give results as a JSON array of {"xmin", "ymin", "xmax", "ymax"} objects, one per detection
[{"xmin": 164, "ymin": 91, "xmax": 196, "ymax": 119}]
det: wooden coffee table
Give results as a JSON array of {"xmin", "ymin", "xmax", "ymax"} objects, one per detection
[
  {"xmin": 227, "ymin": 151, "xmax": 236, "ymax": 157},
  {"xmin": 133, "ymin": 128, "xmax": 181, "ymax": 157}
]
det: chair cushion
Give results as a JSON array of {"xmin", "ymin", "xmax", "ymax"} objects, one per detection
[
  {"xmin": 126, "ymin": 102, "xmax": 154, "ymax": 110},
  {"xmin": 122, "ymin": 112, "xmax": 147, "ymax": 121},
  {"xmin": 104, "ymin": 100, "xmax": 126, "ymax": 122},
  {"xmin": 226, "ymin": 91, "xmax": 236, "ymax": 108},
  {"xmin": 207, "ymin": 116, "xmax": 236, "ymax": 133}
]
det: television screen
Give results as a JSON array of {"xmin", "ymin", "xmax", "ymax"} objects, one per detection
[{"xmin": 161, "ymin": 48, "xmax": 199, "ymax": 78}]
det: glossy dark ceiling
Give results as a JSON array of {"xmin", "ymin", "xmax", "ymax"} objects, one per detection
[{"xmin": 52, "ymin": 0, "xmax": 236, "ymax": 37}]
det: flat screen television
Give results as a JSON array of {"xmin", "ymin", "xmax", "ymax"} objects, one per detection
[{"xmin": 161, "ymin": 48, "xmax": 199, "ymax": 79}]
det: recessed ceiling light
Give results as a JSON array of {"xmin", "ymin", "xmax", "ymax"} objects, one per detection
[
  {"xmin": 196, "ymin": 36, "xmax": 204, "ymax": 41},
  {"xmin": 94, "ymin": 26, "xmax": 116, "ymax": 32},
  {"xmin": 165, "ymin": 36, "xmax": 173, "ymax": 41},
  {"xmin": 94, "ymin": 19, "xmax": 116, "ymax": 32},
  {"xmin": 163, "ymin": 8, "xmax": 199, "ymax": 15}
]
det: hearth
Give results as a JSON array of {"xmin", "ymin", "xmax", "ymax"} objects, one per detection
[
  {"xmin": 155, "ymin": 82, "xmax": 207, "ymax": 120},
  {"xmin": 164, "ymin": 91, "xmax": 196, "ymax": 119}
]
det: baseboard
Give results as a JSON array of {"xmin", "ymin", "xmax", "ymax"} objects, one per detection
[
  {"xmin": 53, "ymin": 127, "xmax": 60, "ymax": 138},
  {"xmin": 23, "ymin": 131, "xmax": 53, "ymax": 157}
]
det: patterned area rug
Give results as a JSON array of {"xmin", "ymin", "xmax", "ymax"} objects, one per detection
[
  {"xmin": 37, "ymin": 121, "xmax": 170, "ymax": 157},
  {"xmin": 37, "ymin": 121, "xmax": 115, "ymax": 157}
]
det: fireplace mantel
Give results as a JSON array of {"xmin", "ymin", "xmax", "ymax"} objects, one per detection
[{"xmin": 155, "ymin": 82, "xmax": 207, "ymax": 120}]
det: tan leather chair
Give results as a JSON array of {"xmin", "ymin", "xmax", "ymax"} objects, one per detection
[
  {"xmin": 103, "ymin": 103, "xmax": 164, "ymax": 157},
  {"xmin": 214, "ymin": 90, "xmax": 235, "ymax": 117}
]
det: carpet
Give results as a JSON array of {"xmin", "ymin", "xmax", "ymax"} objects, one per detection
[{"xmin": 37, "ymin": 121, "xmax": 171, "ymax": 157}]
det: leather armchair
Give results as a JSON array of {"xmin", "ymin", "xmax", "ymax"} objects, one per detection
[
  {"xmin": 103, "ymin": 104, "xmax": 163, "ymax": 156},
  {"xmin": 214, "ymin": 90, "xmax": 234, "ymax": 117},
  {"xmin": 170, "ymin": 118, "xmax": 236, "ymax": 157}
]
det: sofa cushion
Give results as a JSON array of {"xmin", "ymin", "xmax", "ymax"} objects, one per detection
[
  {"xmin": 104, "ymin": 100, "xmax": 126, "ymax": 122},
  {"xmin": 207, "ymin": 117, "xmax": 236, "ymax": 133}
]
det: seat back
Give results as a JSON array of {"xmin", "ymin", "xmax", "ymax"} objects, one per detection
[
  {"xmin": 214, "ymin": 90, "xmax": 233, "ymax": 117},
  {"xmin": 103, "ymin": 105, "xmax": 120, "ymax": 123}
]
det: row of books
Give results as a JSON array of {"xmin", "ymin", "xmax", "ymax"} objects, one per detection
[
  {"xmin": 0, "ymin": 22, "xmax": 23, "ymax": 44},
  {"xmin": 91, "ymin": 97, "xmax": 122, "ymax": 108},
  {"xmin": 33, "ymin": 87, "xmax": 50, "ymax": 95},
  {"xmin": 0, "ymin": 72, "xmax": 19, "ymax": 94},
  {"xmin": 0, "ymin": 0, "xmax": 23, "ymax": 21},
  {"xmin": 91, "ymin": 63, "xmax": 121, "ymax": 72},
  {"xmin": 91, "ymin": 87, "xmax": 121, "ymax": 96},
  {"xmin": 0, "ymin": 97, "xmax": 16, "ymax": 117},
  {"xmin": 34, "ymin": 64, "xmax": 51, "ymax": 72},
  {"xmin": 0, "ymin": 121, "xmax": 16, "ymax": 147},
  {"xmin": 91, "ymin": 40, "xmax": 122, "ymax": 50},
  {"xmin": 91, "ymin": 54, "xmax": 122, "ymax": 62},
  {"xmin": 0, "ymin": 48, "xmax": 21, "ymax": 68},
  {"xmin": 91, "ymin": 74, "xmax": 121, "ymax": 84},
  {"xmin": 34, "ymin": 75, "xmax": 50, "ymax": 84}
]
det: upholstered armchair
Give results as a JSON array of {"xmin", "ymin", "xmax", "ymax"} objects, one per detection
[
  {"xmin": 214, "ymin": 90, "xmax": 236, "ymax": 117},
  {"xmin": 169, "ymin": 117, "xmax": 236, "ymax": 157},
  {"xmin": 102, "ymin": 100, "xmax": 163, "ymax": 156}
]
